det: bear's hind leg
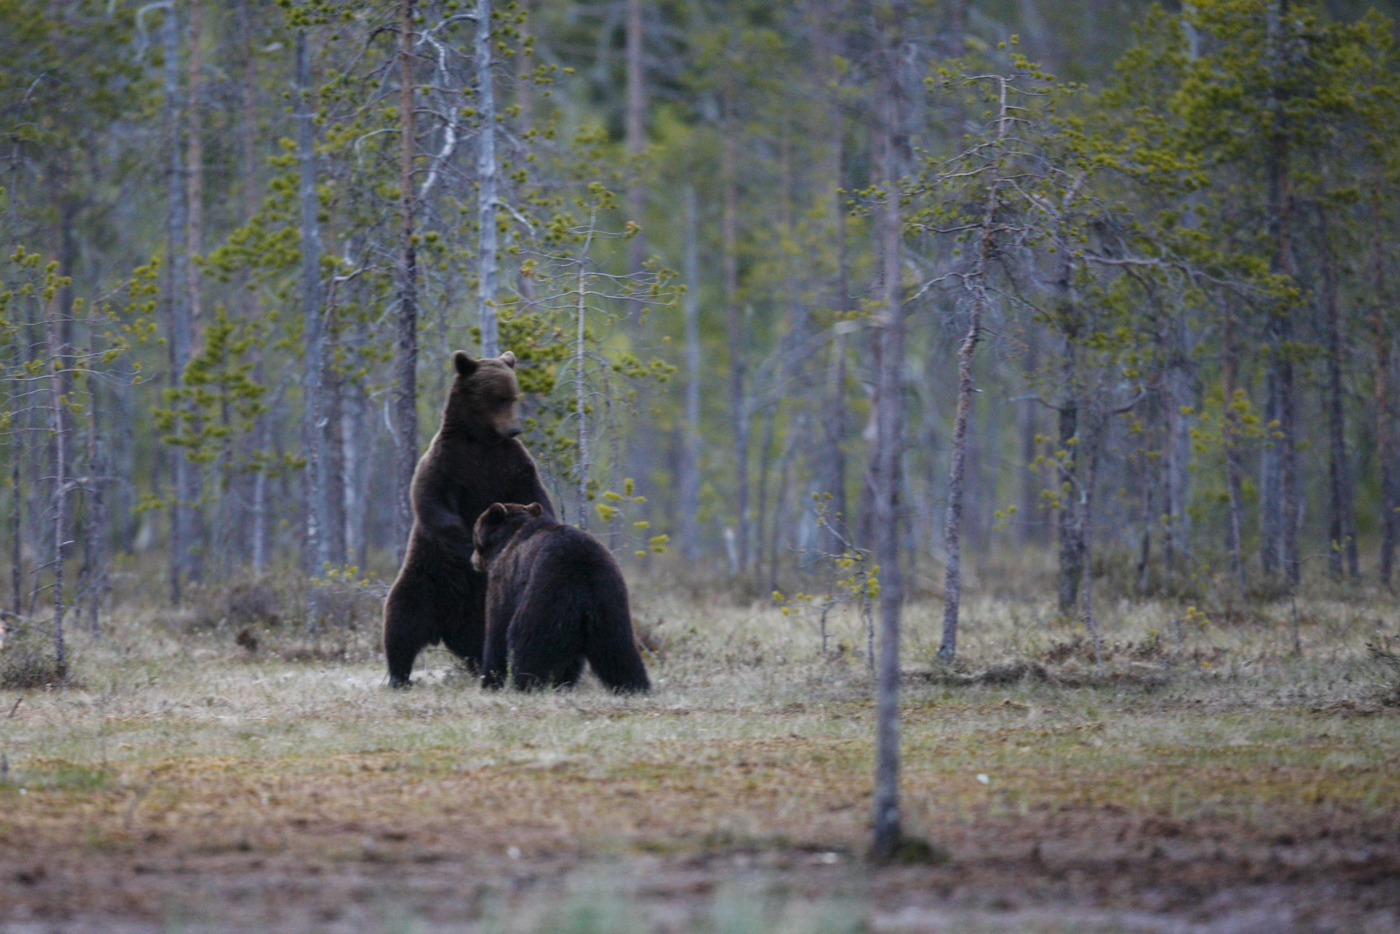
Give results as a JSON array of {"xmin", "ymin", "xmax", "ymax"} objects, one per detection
[
  {"xmin": 507, "ymin": 586, "xmax": 586, "ymax": 691},
  {"xmin": 383, "ymin": 580, "xmax": 439, "ymax": 688},
  {"xmin": 581, "ymin": 581, "xmax": 650, "ymax": 694}
]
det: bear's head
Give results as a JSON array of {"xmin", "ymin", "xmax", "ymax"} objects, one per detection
[
  {"xmin": 471, "ymin": 502, "xmax": 545, "ymax": 572},
  {"xmin": 444, "ymin": 351, "xmax": 524, "ymax": 440}
]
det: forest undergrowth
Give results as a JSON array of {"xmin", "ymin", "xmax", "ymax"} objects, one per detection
[{"xmin": 0, "ymin": 567, "xmax": 1397, "ymax": 933}]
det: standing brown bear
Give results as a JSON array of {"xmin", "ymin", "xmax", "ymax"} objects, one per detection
[
  {"xmin": 382, "ymin": 351, "xmax": 554, "ymax": 687},
  {"xmin": 471, "ymin": 502, "xmax": 650, "ymax": 694}
]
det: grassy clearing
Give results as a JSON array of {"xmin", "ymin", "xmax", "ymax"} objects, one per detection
[{"xmin": 0, "ymin": 580, "xmax": 1398, "ymax": 931}]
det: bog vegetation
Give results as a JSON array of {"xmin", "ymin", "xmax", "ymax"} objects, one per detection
[{"xmin": 2, "ymin": 0, "xmax": 1400, "ymax": 923}]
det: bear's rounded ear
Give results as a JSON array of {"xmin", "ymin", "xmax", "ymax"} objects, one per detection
[
  {"xmin": 526, "ymin": 502, "xmax": 543, "ymax": 517},
  {"xmin": 483, "ymin": 503, "xmax": 506, "ymax": 524},
  {"xmin": 500, "ymin": 350, "xmax": 516, "ymax": 369},
  {"xmin": 453, "ymin": 351, "xmax": 478, "ymax": 377}
]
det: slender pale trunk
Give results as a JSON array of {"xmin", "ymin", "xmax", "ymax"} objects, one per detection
[
  {"xmin": 163, "ymin": 2, "xmax": 193, "ymax": 606},
  {"xmin": 624, "ymin": 0, "xmax": 646, "ymax": 284},
  {"xmin": 296, "ymin": 30, "xmax": 330, "ymax": 576},
  {"xmin": 1019, "ymin": 325, "xmax": 1042, "ymax": 545},
  {"xmin": 1222, "ymin": 302, "xmax": 1247, "ymax": 595},
  {"xmin": 574, "ymin": 230, "xmax": 595, "ymax": 530},
  {"xmin": 1136, "ymin": 423, "xmax": 1155, "ymax": 594},
  {"xmin": 187, "ymin": 0, "xmax": 203, "ymax": 326},
  {"xmin": 680, "ymin": 186, "xmax": 701, "ymax": 560},
  {"xmin": 1320, "ymin": 213, "xmax": 1357, "ymax": 580},
  {"xmin": 871, "ymin": 4, "xmax": 907, "ymax": 860},
  {"xmin": 1165, "ymin": 344, "xmax": 1192, "ymax": 574},
  {"xmin": 394, "ymin": 0, "xmax": 419, "ymax": 556},
  {"xmin": 9, "ymin": 425, "xmax": 20, "ymax": 619},
  {"xmin": 1374, "ymin": 197, "xmax": 1398, "ymax": 583},
  {"xmin": 1056, "ymin": 343, "xmax": 1082, "ymax": 613},
  {"xmin": 81, "ymin": 376, "xmax": 108, "ymax": 635},
  {"xmin": 721, "ymin": 114, "xmax": 749, "ymax": 573},
  {"xmin": 818, "ymin": 6, "xmax": 849, "ymax": 552},
  {"xmin": 45, "ymin": 304, "xmax": 68, "ymax": 680},
  {"xmin": 1265, "ymin": 0, "xmax": 1300, "ymax": 590},
  {"xmin": 238, "ymin": 0, "xmax": 268, "ymax": 574},
  {"xmin": 1080, "ymin": 414, "xmax": 1105, "ymax": 676},
  {"xmin": 940, "ymin": 76, "xmax": 1007, "ymax": 660},
  {"xmin": 475, "ymin": 0, "xmax": 500, "ymax": 357}
]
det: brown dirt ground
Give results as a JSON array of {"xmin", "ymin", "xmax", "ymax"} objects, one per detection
[{"xmin": 2, "ymin": 724, "xmax": 1398, "ymax": 933}]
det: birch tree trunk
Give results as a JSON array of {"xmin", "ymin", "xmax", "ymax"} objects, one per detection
[
  {"xmin": 721, "ymin": 113, "xmax": 750, "ymax": 574},
  {"xmin": 624, "ymin": 0, "xmax": 646, "ymax": 286},
  {"xmin": 1264, "ymin": 0, "xmax": 1301, "ymax": 591},
  {"xmin": 45, "ymin": 304, "xmax": 68, "ymax": 680},
  {"xmin": 679, "ymin": 185, "xmax": 701, "ymax": 560},
  {"xmin": 870, "ymin": 0, "xmax": 907, "ymax": 861},
  {"xmin": 163, "ymin": 1, "xmax": 194, "ymax": 607},
  {"xmin": 1320, "ymin": 213, "xmax": 1357, "ymax": 580},
  {"xmin": 475, "ymin": 0, "xmax": 500, "ymax": 358},
  {"xmin": 1374, "ymin": 197, "xmax": 1398, "ymax": 584},
  {"xmin": 296, "ymin": 29, "xmax": 330, "ymax": 577},
  {"xmin": 394, "ymin": 0, "xmax": 420, "ymax": 556},
  {"xmin": 940, "ymin": 75, "xmax": 1008, "ymax": 661},
  {"xmin": 80, "ymin": 374, "xmax": 108, "ymax": 636},
  {"xmin": 1019, "ymin": 325, "xmax": 1043, "ymax": 546},
  {"xmin": 1222, "ymin": 301, "xmax": 1247, "ymax": 595},
  {"xmin": 574, "ymin": 231, "xmax": 595, "ymax": 531},
  {"xmin": 237, "ymin": 0, "xmax": 269, "ymax": 575},
  {"xmin": 1056, "ymin": 341, "xmax": 1083, "ymax": 614}
]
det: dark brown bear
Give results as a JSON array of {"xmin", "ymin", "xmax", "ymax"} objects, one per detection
[
  {"xmin": 471, "ymin": 503, "xmax": 650, "ymax": 694},
  {"xmin": 382, "ymin": 352, "xmax": 554, "ymax": 687}
]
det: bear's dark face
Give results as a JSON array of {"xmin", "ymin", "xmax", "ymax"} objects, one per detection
[
  {"xmin": 445, "ymin": 351, "xmax": 524, "ymax": 440},
  {"xmin": 471, "ymin": 501, "xmax": 545, "ymax": 572}
]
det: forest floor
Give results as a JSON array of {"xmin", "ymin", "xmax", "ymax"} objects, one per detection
[{"xmin": 1, "ymin": 578, "xmax": 1399, "ymax": 933}]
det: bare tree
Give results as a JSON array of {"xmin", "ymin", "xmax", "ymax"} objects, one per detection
[
  {"xmin": 679, "ymin": 185, "xmax": 702, "ymax": 561},
  {"xmin": 393, "ymin": 0, "xmax": 420, "ymax": 556},
  {"xmin": 162, "ymin": 0, "xmax": 196, "ymax": 607},
  {"xmin": 296, "ymin": 28, "xmax": 331, "ymax": 578},
  {"xmin": 475, "ymin": 0, "xmax": 500, "ymax": 358},
  {"xmin": 870, "ymin": 0, "xmax": 907, "ymax": 864}
]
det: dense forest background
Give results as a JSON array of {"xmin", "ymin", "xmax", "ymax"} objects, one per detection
[{"xmin": 3, "ymin": 0, "xmax": 1400, "ymax": 670}]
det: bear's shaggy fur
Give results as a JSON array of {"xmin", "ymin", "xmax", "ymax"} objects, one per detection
[
  {"xmin": 382, "ymin": 352, "xmax": 554, "ymax": 687},
  {"xmin": 471, "ymin": 503, "xmax": 650, "ymax": 694}
]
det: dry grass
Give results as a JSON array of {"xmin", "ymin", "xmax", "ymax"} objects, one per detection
[{"xmin": 0, "ymin": 577, "xmax": 1398, "ymax": 932}]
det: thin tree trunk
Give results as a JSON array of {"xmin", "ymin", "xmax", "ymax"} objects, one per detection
[
  {"xmin": 325, "ymin": 365, "xmax": 347, "ymax": 565},
  {"xmin": 9, "ymin": 427, "xmax": 20, "ymax": 620},
  {"xmin": 574, "ymin": 229, "xmax": 596, "ymax": 531},
  {"xmin": 1056, "ymin": 344, "xmax": 1082, "ymax": 614},
  {"xmin": 1136, "ymin": 429, "xmax": 1154, "ymax": 594},
  {"xmin": 721, "ymin": 114, "xmax": 749, "ymax": 573},
  {"xmin": 81, "ymin": 375, "xmax": 108, "ymax": 636},
  {"xmin": 1261, "ymin": 369, "xmax": 1281, "ymax": 576},
  {"xmin": 679, "ymin": 186, "xmax": 701, "ymax": 561},
  {"xmin": 185, "ymin": 0, "xmax": 208, "ymax": 580},
  {"xmin": 871, "ymin": 2, "xmax": 907, "ymax": 860},
  {"xmin": 1320, "ymin": 212, "xmax": 1357, "ymax": 580},
  {"xmin": 1222, "ymin": 301, "xmax": 1247, "ymax": 595},
  {"xmin": 624, "ymin": 0, "xmax": 646, "ymax": 284},
  {"xmin": 1374, "ymin": 196, "xmax": 1398, "ymax": 584},
  {"xmin": 817, "ymin": 5, "xmax": 849, "ymax": 553},
  {"xmin": 296, "ymin": 29, "xmax": 330, "ymax": 577},
  {"xmin": 238, "ymin": 0, "xmax": 268, "ymax": 575},
  {"xmin": 45, "ymin": 303, "xmax": 68, "ymax": 681},
  {"xmin": 394, "ymin": 0, "xmax": 420, "ymax": 557},
  {"xmin": 475, "ymin": 0, "xmax": 500, "ymax": 358},
  {"xmin": 1265, "ymin": 0, "xmax": 1300, "ymax": 591},
  {"xmin": 1165, "ymin": 340, "xmax": 1193, "ymax": 576},
  {"xmin": 163, "ymin": 1, "xmax": 193, "ymax": 607},
  {"xmin": 941, "ymin": 75, "xmax": 1008, "ymax": 659},
  {"xmin": 1019, "ymin": 324, "xmax": 1042, "ymax": 545}
]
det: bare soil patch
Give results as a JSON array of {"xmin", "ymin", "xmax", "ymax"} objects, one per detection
[{"xmin": 2, "ymin": 593, "xmax": 1399, "ymax": 932}]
